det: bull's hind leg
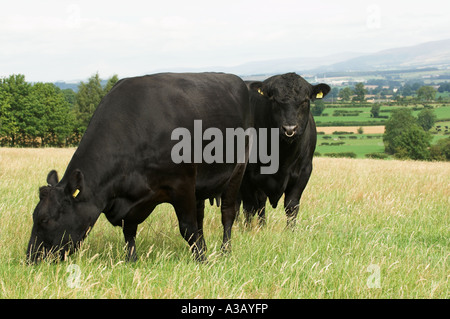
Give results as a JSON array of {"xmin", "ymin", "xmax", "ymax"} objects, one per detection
[
  {"xmin": 172, "ymin": 185, "xmax": 207, "ymax": 262},
  {"xmin": 256, "ymin": 192, "xmax": 268, "ymax": 227},
  {"xmin": 242, "ymin": 191, "xmax": 267, "ymax": 228}
]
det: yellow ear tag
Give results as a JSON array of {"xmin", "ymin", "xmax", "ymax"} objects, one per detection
[
  {"xmin": 72, "ymin": 189, "xmax": 80, "ymax": 198},
  {"xmin": 316, "ymin": 91, "xmax": 323, "ymax": 99},
  {"xmin": 258, "ymin": 88, "xmax": 264, "ymax": 96}
]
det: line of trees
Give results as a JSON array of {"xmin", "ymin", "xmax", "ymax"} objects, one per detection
[
  {"xmin": 0, "ymin": 73, "xmax": 118, "ymax": 147},
  {"xmin": 336, "ymin": 82, "xmax": 443, "ymax": 102}
]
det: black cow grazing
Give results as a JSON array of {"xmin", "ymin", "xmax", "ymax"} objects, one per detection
[
  {"xmin": 26, "ymin": 72, "xmax": 251, "ymax": 263},
  {"xmin": 240, "ymin": 73, "xmax": 330, "ymax": 228}
]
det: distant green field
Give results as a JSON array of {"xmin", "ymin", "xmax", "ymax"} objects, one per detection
[
  {"xmin": 431, "ymin": 106, "xmax": 450, "ymax": 121},
  {"xmin": 316, "ymin": 134, "xmax": 385, "ymax": 159},
  {"xmin": 315, "ymin": 106, "xmax": 385, "ymax": 126},
  {"xmin": 315, "ymin": 104, "xmax": 450, "ymax": 127}
]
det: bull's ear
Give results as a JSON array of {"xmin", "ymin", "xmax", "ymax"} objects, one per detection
[
  {"xmin": 311, "ymin": 83, "xmax": 331, "ymax": 100},
  {"xmin": 68, "ymin": 169, "xmax": 84, "ymax": 199},
  {"xmin": 248, "ymin": 81, "xmax": 266, "ymax": 97},
  {"xmin": 47, "ymin": 170, "xmax": 59, "ymax": 186}
]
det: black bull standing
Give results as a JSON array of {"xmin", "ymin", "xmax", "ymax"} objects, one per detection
[{"xmin": 26, "ymin": 72, "xmax": 251, "ymax": 263}]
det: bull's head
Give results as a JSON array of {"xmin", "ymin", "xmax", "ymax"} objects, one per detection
[
  {"xmin": 250, "ymin": 73, "xmax": 330, "ymax": 142},
  {"xmin": 26, "ymin": 169, "xmax": 100, "ymax": 263}
]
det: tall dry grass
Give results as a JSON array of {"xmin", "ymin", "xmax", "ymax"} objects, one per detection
[{"xmin": 0, "ymin": 148, "xmax": 448, "ymax": 298}]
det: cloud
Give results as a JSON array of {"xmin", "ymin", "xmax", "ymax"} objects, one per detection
[{"xmin": 1, "ymin": 0, "xmax": 450, "ymax": 81}]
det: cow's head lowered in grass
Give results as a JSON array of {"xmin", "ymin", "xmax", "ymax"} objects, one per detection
[
  {"xmin": 249, "ymin": 73, "xmax": 330, "ymax": 142},
  {"xmin": 26, "ymin": 169, "xmax": 100, "ymax": 263}
]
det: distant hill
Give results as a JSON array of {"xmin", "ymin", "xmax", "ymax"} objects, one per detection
[
  {"xmin": 151, "ymin": 39, "xmax": 450, "ymax": 77},
  {"xmin": 150, "ymin": 51, "xmax": 364, "ymax": 76},
  {"xmin": 311, "ymin": 39, "xmax": 450, "ymax": 73},
  {"xmin": 55, "ymin": 39, "xmax": 450, "ymax": 86}
]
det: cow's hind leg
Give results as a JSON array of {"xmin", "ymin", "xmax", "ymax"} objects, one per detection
[{"xmin": 172, "ymin": 186, "xmax": 207, "ymax": 262}]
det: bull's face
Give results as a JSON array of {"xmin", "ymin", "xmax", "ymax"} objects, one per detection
[
  {"xmin": 26, "ymin": 169, "xmax": 99, "ymax": 263},
  {"xmin": 251, "ymin": 73, "xmax": 330, "ymax": 142}
]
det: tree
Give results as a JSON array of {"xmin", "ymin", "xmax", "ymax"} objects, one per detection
[
  {"xmin": 0, "ymin": 83, "xmax": 14, "ymax": 145},
  {"xmin": 0, "ymin": 74, "xmax": 33, "ymax": 146},
  {"xmin": 353, "ymin": 82, "xmax": 367, "ymax": 102},
  {"xmin": 0, "ymin": 73, "xmax": 119, "ymax": 147},
  {"xmin": 61, "ymin": 88, "xmax": 76, "ymax": 107},
  {"xmin": 383, "ymin": 108, "xmax": 431, "ymax": 160},
  {"xmin": 437, "ymin": 82, "xmax": 450, "ymax": 93},
  {"xmin": 417, "ymin": 109, "xmax": 436, "ymax": 131},
  {"xmin": 338, "ymin": 87, "xmax": 352, "ymax": 101},
  {"xmin": 74, "ymin": 73, "xmax": 104, "ymax": 134},
  {"xmin": 392, "ymin": 125, "xmax": 431, "ymax": 160},
  {"xmin": 311, "ymin": 99, "xmax": 325, "ymax": 116},
  {"xmin": 383, "ymin": 108, "xmax": 417, "ymax": 154},
  {"xmin": 430, "ymin": 137, "xmax": 450, "ymax": 161},
  {"xmin": 31, "ymin": 83, "xmax": 74, "ymax": 146},
  {"xmin": 103, "ymin": 74, "xmax": 119, "ymax": 93},
  {"xmin": 73, "ymin": 73, "xmax": 120, "ymax": 137},
  {"xmin": 416, "ymin": 86, "xmax": 436, "ymax": 101},
  {"xmin": 0, "ymin": 75, "xmax": 76, "ymax": 146},
  {"xmin": 401, "ymin": 84, "xmax": 413, "ymax": 97},
  {"xmin": 370, "ymin": 104, "xmax": 380, "ymax": 118}
]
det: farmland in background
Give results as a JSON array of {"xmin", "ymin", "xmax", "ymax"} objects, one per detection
[{"xmin": 313, "ymin": 103, "xmax": 450, "ymax": 159}]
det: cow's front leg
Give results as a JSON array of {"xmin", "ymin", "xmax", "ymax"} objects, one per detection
[{"xmin": 196, "ymin": 199, "xmax": 206, "ymax": 248}]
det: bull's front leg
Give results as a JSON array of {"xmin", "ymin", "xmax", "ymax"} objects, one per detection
[
  {"xmin": 284, "ymin": 163, "xmax": 313, "ymax": 229},
  {"xmin": 123, "ymin": 221, "xmax": 138, "ymax": 262},
  {"xmin": 220, "ymin": 162, "xmax": 247, "ymax": 254},
  {"xmin": 284, "ymin": 196, "xmax": 300, "ymax": 230}
]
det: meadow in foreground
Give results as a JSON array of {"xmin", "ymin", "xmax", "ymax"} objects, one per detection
[{"xmin": 0, "ymin": 148, "xmax": 448, "ymax": 298}]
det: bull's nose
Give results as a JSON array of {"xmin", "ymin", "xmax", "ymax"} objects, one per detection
[{"xmin": 282, "ymin": 125, "xmax": 298, "ymax": 137}]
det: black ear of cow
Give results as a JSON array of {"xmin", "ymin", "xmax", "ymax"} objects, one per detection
[
  {"xmin": 68, "ymin": 169, "xmax": 85, "ymax": 199},
  {"xmin": 311, "ymin": 83, "xmax": 331, "ymax": 100},
  {"xmin": 47, "ymin": 170, "xmax": 59, "ymax": 186}
]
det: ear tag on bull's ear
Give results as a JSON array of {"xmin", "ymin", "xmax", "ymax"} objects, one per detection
[
  {"xmin": 316, "ymin": 91, "xmax": 323, "ymax": 99},
  {"xmin": 258, "ymin": 88, "xmax": 264, "ymax": 96},
  {"xmin": 72, "ymin": 189, "xmax": 80, "ymax": 199}
]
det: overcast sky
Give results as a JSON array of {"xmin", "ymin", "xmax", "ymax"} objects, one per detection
[{"xmin": 1, "ymin": 0, "xmax": 450, "ymax": 82}]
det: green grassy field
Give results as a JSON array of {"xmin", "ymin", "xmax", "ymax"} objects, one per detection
[
  {"xmin": 315, "ymin": 104, "xmax": 450, "ymax": 127},
  {"xmin": 316, "ymin": 134, "xmax": 385, "ymax": 158},
  {"xmin": 0, "ymin": 148, "xmax": 448, "ymax": 298}
]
